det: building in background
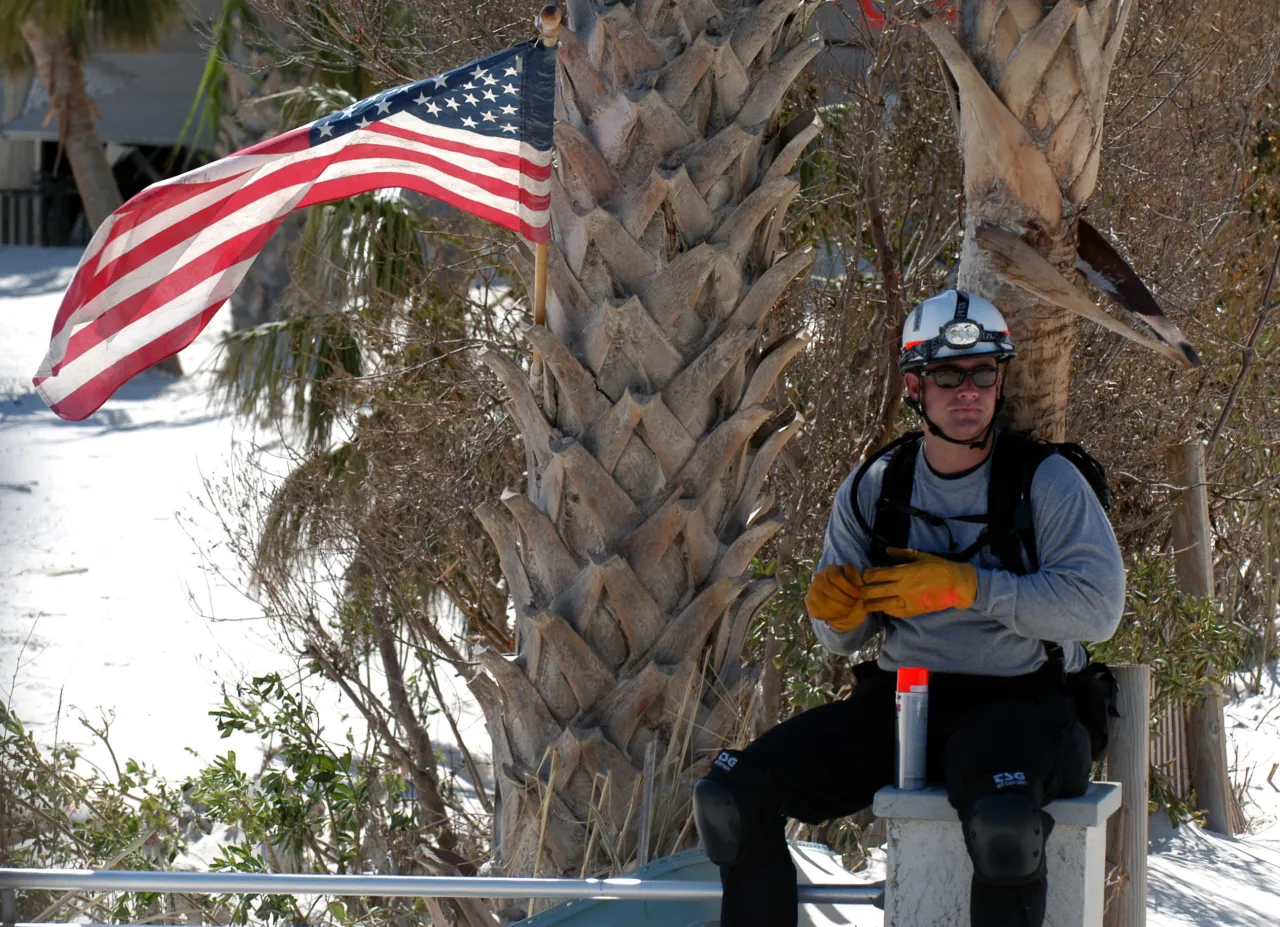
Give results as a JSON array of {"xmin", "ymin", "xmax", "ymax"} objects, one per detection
[{"xmin": 0, "ymin": 2, "xmax": 219, "ymax": 246}]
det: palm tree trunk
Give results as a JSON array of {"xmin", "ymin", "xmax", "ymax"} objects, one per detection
[
  {"xmin": 923, "ymin": 0, "xmax": 1134, "ymax": 440},
  {"xmin": 476, "ymin": 0, "xmax": 821, "ymax": 879},
  {"xmin": 20, "ymin": 15, "xmax": 124, "ymax": 232}
]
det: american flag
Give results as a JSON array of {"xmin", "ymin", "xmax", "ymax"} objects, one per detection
[{"xmin": 34, "ymin": 38, "xmax": 556, "ymax": 422}]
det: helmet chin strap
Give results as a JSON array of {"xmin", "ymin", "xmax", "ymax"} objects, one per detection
[{"xmin": 907, "ymin": 380, "xmax": 1002, "ymax": 451}]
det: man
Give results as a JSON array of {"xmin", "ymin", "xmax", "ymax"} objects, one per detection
[{"xmin": 692, "ymin": 290, "xmax": 1125, "ymax": 927}]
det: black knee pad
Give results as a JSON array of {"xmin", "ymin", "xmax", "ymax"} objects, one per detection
[
  {"xmin": 693, "ymin": 750, "xmax": 777, "ymax": 867},
  {"xmin": 693, "ymin": 778, "xmax": 745, "ymax": 865},
  {"xmin": 964, "ymin": 792, "xmax": 1051, "ymax": 886}
]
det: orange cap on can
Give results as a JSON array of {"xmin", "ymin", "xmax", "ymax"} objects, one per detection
[{"xmin": 896, "ymin": 666, "xmax": 929, "ymax": 692}]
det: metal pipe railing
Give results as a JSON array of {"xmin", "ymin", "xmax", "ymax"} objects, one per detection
[{"xmin": 0, "ymin": 867, "xmax": 883, "ymax": 913}]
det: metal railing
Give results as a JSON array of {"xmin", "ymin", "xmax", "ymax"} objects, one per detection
[
  {"xmin": 0, "ymin": 186, "xmax": 90, "ymax": 247},
  {"xmin": 0, "ymin": 188, "xmax": 43, "ymax": 246},
  {"xmin": 0, "ymin": 867, "xmax": 884, "ymax": 924}
]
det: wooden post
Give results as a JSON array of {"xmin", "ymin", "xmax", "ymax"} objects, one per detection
[
  {"xmin": 1104, "ymin": 663, "xmax": 1149, "ymax": 927},
  {"xmin": 1167, "ymin": 441, "xmax": 1239, "ymax": 836},
  {"xmin": 533, "ymin": 3, "xmax": 560, "ymax": 332},
  {"xmin": 635, "ymin": 740, "xmax": 657, "ymax": 867},
  {"xmin": 1168, "ymin": 442, "xmax": 1213, "ymax": 596},
  {"xmin": 529, "ymin": 4, "xmax": 559, "ymax": 384},
  {"xmin": 533, "ymin": 241, "xmax": 548, "ymax": 327}
]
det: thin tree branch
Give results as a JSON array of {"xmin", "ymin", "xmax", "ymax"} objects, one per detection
[
  {"xmin": 425, "ymin": 658, "xmax": 493, "ymax": 814},
  {"xmin": 860, "ymin": 153, "xmax": 906, "ymax": 456},
  {"xmin": 1206, "ymin": 241, "xmax": 1280, "ymax": 454},
  {"xmin": 370, "ymin": 601, "xmax": 441, "ymax": 781}
]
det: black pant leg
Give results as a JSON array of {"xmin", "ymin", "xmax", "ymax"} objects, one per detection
[
  {"xmin": 708, "ymin": 668, "xmax": 898, "ymax": 927},
  {"xmin": 943, "ymin": 693, "xmax": 1093, "ymax": 927}
]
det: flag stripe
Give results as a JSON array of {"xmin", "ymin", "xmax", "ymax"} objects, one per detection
[
  {"xmin": 97, "ymin": 175, "xmax": 254, "ymax": 268},
  {"xmin": 309, "ymin": 143, "xmax": 550, "ymax": 208},
  {"xmin": 53, "ymin": 174, "xmax": 323, "ymax": 356},
  {"xmin": 54, "ymin": 174, "xmax": 251, "ymax": 336},
  {"xmin": 235, "ymin": 125, "xmax": 315, "ymax": 156},
  {"xmin": 39, "ymin": 249, "xmax": 268, "ymax": 406},
  {"xmin": 371, "ymin": 119, "xmax": 552, "ymax": 179},
  {"xmin": 58, "ymin": 223, "xmax": 286, "ymax": 373},
  {"xmin": 60, "ymin": 152, "xmax": 550, "ymax": 372},
  {"xmin": 40, "ymin": 301, "xmax": 227, "ymax": 421},
  {"xmin": 376, "ymin": 113, "xmax": 553, "ymax": 166},
  {"xmin": 58, "ymin": 141, "xmax": 547, "ymax": 353},
  {"xmin": 300, "ymin": 170, "xmax": 549, "ymax": 241},
  {"xmin": 58, "ymin": 157, "xmax": 550, "ymax": 377},
  {"xmin": 70, "ymin": 130, "xmax": 550, "ymax": 324},
  {"xmin": 55, "ymin": 188, "xmax": 310, "ymax": 372},
  {"xmin": 60, "ymin": 120, "xmax": 552, "ymax": 337}
]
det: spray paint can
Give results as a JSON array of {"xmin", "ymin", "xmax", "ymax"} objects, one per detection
[{"xmin": 895, "ymin": 667, "xmax": 929, "ymax": 790}]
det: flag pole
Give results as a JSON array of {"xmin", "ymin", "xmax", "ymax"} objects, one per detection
[{"xmin": 533, "ymin": 4, "xmax": 561, "ymax": 330}]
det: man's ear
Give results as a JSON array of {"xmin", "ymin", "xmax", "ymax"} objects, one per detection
[{"xmin": 904, "ymin": 371, "xmax": 920, "ymax": 402}]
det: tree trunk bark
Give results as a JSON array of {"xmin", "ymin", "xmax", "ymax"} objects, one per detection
[
  {"xmin": 921, "ymin": 0, "xmax": 1136, "ymax": 439},
  {"xmin": 20, "ymin": 15, "xmax": 124, "ymax": 232},
  {"xmin": 476, "ymin": 0, "xmax": 821, "ymax": 878}
]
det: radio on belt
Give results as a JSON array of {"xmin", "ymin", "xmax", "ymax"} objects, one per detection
[{"xmin": 895, "ymin": 667, "xmax": 929, "ymax": 790}]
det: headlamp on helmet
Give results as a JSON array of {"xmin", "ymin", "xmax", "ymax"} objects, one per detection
[{"xmin": 942, "ymin": 319, "xmax": 982, "ymax": 348}]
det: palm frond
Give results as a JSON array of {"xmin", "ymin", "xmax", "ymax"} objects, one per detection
[
  {"xmin": 86, "ymin": 0, "xmax": 181, "ymax": 50},
  {"xmin": 0, "ymin": 0, "xmax": 37, "ymax": 65},
  {"xmin": 295, "ymin": 188, "xmax": 426, "ymax": 313},
  {"xmin": 176, "ymin": 0, "xmax": 265, "ymax": 154},
  {"xmin": 214, "ymin": 310, "xmax": 363, "ymax": 447},
  {"xmin": 271, "ymin": 83, "xmax": 358, "ymax": 127},
  {"xmin": 254, "ymin": 440, "xmax": 365, "ymax": 593},
  {"xmin": 26, "ymin": 0, "xmax": 180, "ymax": 59}
]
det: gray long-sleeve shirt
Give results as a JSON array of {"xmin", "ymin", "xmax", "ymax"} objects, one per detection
[{"xmin": 811, "ymin": 439, "xmax": 1125, "ymax": 676}]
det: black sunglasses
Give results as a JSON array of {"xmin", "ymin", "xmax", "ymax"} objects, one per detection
[{"xmin": 923, "ymin": 364, "xmax": 1000, "ymax": 389}]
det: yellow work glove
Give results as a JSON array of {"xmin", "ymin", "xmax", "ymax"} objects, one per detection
[
  {"xmin": 860, "ymin": 548, "xmax": 978, "ymax": 619},
  {"xmin": 805, "ymin": 563, "xmax": 869, "ymax": 633}
]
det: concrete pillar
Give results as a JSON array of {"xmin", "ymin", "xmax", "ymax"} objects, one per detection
[{"xmin": 874, "ymin": 782, "xmax": 1121, "ymax": 926}]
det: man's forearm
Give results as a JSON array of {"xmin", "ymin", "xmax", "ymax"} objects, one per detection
[{"xmin": 973, "ymin": 566, "xmax": 1124, "ymax": 643}]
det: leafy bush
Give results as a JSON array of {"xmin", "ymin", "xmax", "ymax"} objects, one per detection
[
  {"xmin": 1092, "ymin": 557, "xmax": 1253, "ymax": 709},
  {"xmin": 0, "ymin": 701, "xmax": 184, "ymax": 923},
  {"xmin": 2, "ymin": 670, "xmax": 472, "ymax": 927}
]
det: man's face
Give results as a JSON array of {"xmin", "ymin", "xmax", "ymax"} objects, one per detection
[{"xmin": 904, "ymin": 356, "xmax": 1003, "ymax": 442}]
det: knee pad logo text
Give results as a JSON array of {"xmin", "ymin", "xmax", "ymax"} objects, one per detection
[
  {"xmin": 714, "ymin": 751, "xmax": 738, "ymax": 773},
  {"xmin": 993, "ymin": 771, "xmax": 1027, "ymax": 788}
]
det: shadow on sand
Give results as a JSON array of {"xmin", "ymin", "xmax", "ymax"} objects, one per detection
[
  {"xmin": 0, "ymin": 247, "xmax": 82, "ymax": 299},
  {"xmin": 0, "ymin": 370, "xmax": 221, "ymax": 432}
]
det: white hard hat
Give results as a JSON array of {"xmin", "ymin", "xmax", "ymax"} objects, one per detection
[{"xmin": 899, "ymin": 290, "xmax": 1016, "ymax": 372}]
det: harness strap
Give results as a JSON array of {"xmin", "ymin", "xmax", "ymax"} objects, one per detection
[
  {"xmin": 986, "ymin": 431, "xmax": 1056, "ymax": 574},
  {"xmin": 861, "ymin": 432, "xmax": 993, "ymax": 565},
  {"xmin": 850, "ymin": 432, "xmax": 921, "ymax": 566},
  {"xmin": 868, "ymin": 433, "xmax": 922, "ymax": 566}
]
